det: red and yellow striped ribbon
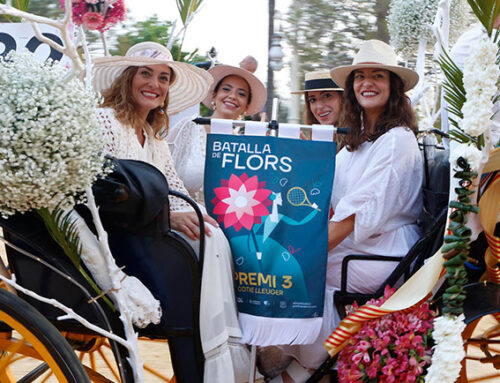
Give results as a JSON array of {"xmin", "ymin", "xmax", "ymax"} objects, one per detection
[{"xmin": 479, "ymin": 149, "xmax": 500, "ymax": 321}]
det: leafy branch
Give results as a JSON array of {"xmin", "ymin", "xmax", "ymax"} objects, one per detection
[{"xmin": 37, "ymin": 207, "xmax": 114, "ymax": 311}]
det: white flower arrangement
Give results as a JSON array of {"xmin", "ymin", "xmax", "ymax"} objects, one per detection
[
  {"xmin": 449, "ymin": 143, "xmax": 482, "ymax": 171},
  {"xmin": 0, "ymin": 51, "xmax": 107, "ymax": 217},
  {"xmin": 388, "ymin": 0, "xmax": 471, "ymax": 59},
  {"xmin": 388, "ymin": 0, "xmax": 437, "ymax": 58},
  {"xmin": 425, "ymin": 314, "xmax": 466, "ymax": 383},
  {"xmin": 459, "ymin": 36, "xmax": 500, "ymax": 137}
]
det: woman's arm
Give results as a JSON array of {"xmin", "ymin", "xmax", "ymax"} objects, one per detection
[{"xmin": 328, "ymin": 214, "xmax": 355, "ymax": 251}]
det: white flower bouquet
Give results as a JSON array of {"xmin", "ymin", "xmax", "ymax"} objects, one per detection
[{"xmin": 0, "ymin": 51, "xmax": 107, "ymax": 217}]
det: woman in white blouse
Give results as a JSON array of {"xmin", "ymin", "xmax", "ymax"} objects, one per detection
[
  {"xmin": 92, "ymin": 42, "xmax": 255, "ymax": 383},
  {"xmin": 269, "ymin": 40, "xmax": 423, "ymax": 383},
  {"xmin": 167, "ymin": 65, "xmax": 266, "ymax": 204}
]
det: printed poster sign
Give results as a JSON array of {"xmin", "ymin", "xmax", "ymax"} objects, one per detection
[{"xmin": 204, "ymin": 134, "xmax": 336, "ymax": 330}]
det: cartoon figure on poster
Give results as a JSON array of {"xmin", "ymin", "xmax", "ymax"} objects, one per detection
[{"xmin": 205, "ymin": 134, "xmax": 335, "ymax": 336}]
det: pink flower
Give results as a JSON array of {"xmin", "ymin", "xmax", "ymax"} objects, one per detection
[
  {"xmin": 82, "ymin": 12, "xmax": 104, "ymax": 30},
  {"xmin": 337, "ymin": 285, "xmax": 436, "ymax": 383},
  {"xmin": 211, "ymin": 173, "xmax": 271, "ymax": 231}
]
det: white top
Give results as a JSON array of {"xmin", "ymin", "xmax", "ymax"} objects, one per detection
[
  {"xmin": 328, "ymin": 127, "xmax": 423, "ymax": 293},
  {"xmin": 167, "ymin": 116, "xmax": 207, "ymax": 204},
  {"xmin": 97, "ymin": 107, "xmax": 190, "ymax": 211}
]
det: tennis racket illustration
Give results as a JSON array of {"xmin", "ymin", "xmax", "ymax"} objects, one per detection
[{"xmin": 286, "ymin": 187, "xmax": 321, "ymax": 211}]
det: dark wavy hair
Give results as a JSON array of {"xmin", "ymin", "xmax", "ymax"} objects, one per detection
[
  {"xmin": 101, "ymin": 66, "xmax": 172, "ymax": 135},
  {"xmin": 339, "ymin": 71, "xmax": 418, "ymax": 151}
]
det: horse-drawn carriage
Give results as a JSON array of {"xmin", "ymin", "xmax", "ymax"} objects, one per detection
[{"xmin": 0, "ymin": 131, "xmax": 498, "ymax": 383}]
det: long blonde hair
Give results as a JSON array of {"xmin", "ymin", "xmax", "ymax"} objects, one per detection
[{"xmin": 101, "ymin": 66, "xmax": 171, "ymax": 134}]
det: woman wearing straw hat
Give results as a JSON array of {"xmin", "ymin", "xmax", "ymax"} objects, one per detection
[
  {"xmin": 93, "ymin": 42, "xmax": 254, "ymax": 383},
  {"xmin": 262, "ymin": 40, "xmax": 423, "ymax": 383},
  {"xmin": 167, "ymin": 64, "xmax": 267, "ymax": 204},
  {"xmin": 291, "ymin": 70, "xmax": 343, "ymax": 126}
]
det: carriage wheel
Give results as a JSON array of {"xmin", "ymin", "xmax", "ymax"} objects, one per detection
[
  {"xmin": 460, "ymin": 314, "xmax": 500, "ymax": 382},
  {"xmin": 63, "ymin": 333, "xmax": 175, "ymax": 382},
  {"xmin": 0, "ymin": 288, "xmax": 90, "ymax": 382}
]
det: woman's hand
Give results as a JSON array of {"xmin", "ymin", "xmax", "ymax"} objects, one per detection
[
  {"xmin": 328, "ymin": 214, "xmax": 355, "ymax": 251},
  {"xmin": 170, "ymin": 211, "xmax": 219, "ymax": 241}
]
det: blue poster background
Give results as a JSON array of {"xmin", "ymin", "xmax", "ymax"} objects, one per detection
[{"xmin": 204, "ymin": 134, "xmax": 336, "ymax": 319}]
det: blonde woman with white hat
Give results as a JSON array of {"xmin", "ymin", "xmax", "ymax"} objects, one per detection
[
  {"xmin": 93, "ymin": 42, "xmax": 255, "ymax": 383},
  {"xmin": 264, "ymin": 40, "xmax": 424, "ymax": 382},
  {"xmin": 291, "ymin": 70, "xmax": 343, "ymax": 126},
  {"xmin": 167, "ymin": 64, "xmax": 267, "ymax": 204}
]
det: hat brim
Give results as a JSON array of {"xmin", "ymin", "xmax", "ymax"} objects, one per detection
[
  {"xmin": 330, "ymin": 64, "xmax": 419, "ymax": 92},
  {"xmin": 92, "ymin": 56, "xmax": 213, "ymax": 115},
  {"xmin": 202, "ymin": 65, "xmax": 267, "ymax": 115},
  {"xmin": 291, "ymin": 87, "xmax": 343, "ymax": 95}
]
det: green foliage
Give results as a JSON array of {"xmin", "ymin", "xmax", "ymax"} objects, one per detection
[
  {"xmin": 27, "ymin": 0, "xmax": 62, "ymax": 18},
  {"xmin": 0, "ymin": 0, "xmax": 31, "ymax": 22},
  {"xmin": 112, "ymin": 15, "xmax": 205, "ymax": 64},
  {"xmin": 176, "ymin": 0, "xmax": 203, "ymax": 25},
  {"xmin": 37, "ymin": 207, "xmax": 114, "ymax": 310},
  {"xmin": 286, "ymin": 0, "xmax": 389, "ymax": 77},
  {"xmin": 441, "ymin": 159, "xmax": 477, "ymax": 315},
  {"xmin": 467, "ymin": 0, "xmax": 500, "ymax": 36}
]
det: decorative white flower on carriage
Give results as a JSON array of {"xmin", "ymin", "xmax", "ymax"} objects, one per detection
[
  {"xmin": 387, "ymin": 0, "xmax": 471, "ymax": 59},
  {"xmin": 212, "ymin": 173, "xmax": 272, "ymax": 231},
  {"xmin": 450, "ymin": 143, "xmax": 482, "ymax": 172},
  {"xmin": 0, "ymin": 52, "xmax": 108, "ymax": 217},
  {"xmin": 425, "ymin": 314, "xmax": 466, "ymax": 383},
  {"xmin": 459, "ymin": 36, "xmax": 500, "ymax": 138}
]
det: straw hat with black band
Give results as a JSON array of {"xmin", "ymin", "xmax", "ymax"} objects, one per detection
[
  {"xmin": 291, "ymin": 70, "xmax": 343, "ymax": 94},
  {"xmin": 202, "ymin": 65, "xmax": 267, "ymax": 116},
  {"xmin": 330, "ymin": 40, "xmax": 419, "ymax": 92},
  {"xmin": 92, "ymin": 42, "xmax": 213, "ymax": 115}
]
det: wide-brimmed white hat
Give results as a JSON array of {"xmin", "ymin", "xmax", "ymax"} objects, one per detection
[
  {"xmin": 202, "ymin": 65, "xmax": 267, "ymax": 115},
  {"xmin": 291, "ymin": 70, "xmax": 343, "ymax": 94},
  {"xmin": 92, "ymin": 42, "xmax": 213, "ymax": 115},
  {"xmin": 330, "ymin": 40, "xmax": 419, "ymax": 92}
]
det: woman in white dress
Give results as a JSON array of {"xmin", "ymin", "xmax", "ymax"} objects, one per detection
[
  {"xmin": 167, "ymin": 65, "xmax": 267, "ymax": 204},
  {"xmin": 92, "ymin": 42, "xmax": 254, "ymax": 383},
  {"xmin": 266, "ymin": 40, "xmax": 424, "ymax": 383}
]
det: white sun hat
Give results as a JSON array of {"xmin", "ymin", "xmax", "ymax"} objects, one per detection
[
  {"xmin": 202, "ymin": 65, "xmax": 267, "ymax": 115},
  {"xmin": 291, "ymin": 70, "xmax": 343, "ymax": 94},
  {"xmin": 92, "ymin": 42, "xmax": 213, "ymax": 115},
  {"xmin": 330, "ymin": 40, "xmax": 419, "ymax": 92}
]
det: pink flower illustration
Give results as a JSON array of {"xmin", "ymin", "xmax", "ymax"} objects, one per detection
[
  {"xmin": 82, "ymin": 12, "xmax": 104, "ymax": 30},
  {"xmin": 212, "ymin": 173, "xmax": 272, "ymax": 231}
]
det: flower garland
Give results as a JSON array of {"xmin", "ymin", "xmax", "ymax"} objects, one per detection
[
  {"xmin": 459, "ymin": 37, "xmax": 499, "ymax": 138},
  {"xmin": 338, "ymin": 286, "xmax": 436, "ymax": 383},
  {"xmin": 425, "ymin": 314, "xmax": 466, "ymax": 382},
  {"xmin": 426, "ymin": 32, "xmax": 500, "ymax": 383},
  {"xmin": 0, "ymin": 52, "xmax": 107, "ymax": 217},
  {"xmin": 59, "ymin": 0, "xmax": 126, "ymax": 32}
]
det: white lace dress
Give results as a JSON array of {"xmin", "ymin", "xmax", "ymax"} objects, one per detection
[
  {"xmin": 167, "ymin": 116, "xmax": 207, "ymax": 205},
  {"xmin": 97, "ymin": 108, "xmax": 255, "ymax": 383}
]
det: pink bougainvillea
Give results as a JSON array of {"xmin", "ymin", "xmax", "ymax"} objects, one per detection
[
  {"xmin": 59, "ymin": 0, "xmax": 126, "ymax": 33},
  {"xmin": 212, "ymin": 173, "xmax": 272, "ymax": 231},
  {"xmin": 337, "ymin": 286, "xmax": 436, "ymax": 383}
]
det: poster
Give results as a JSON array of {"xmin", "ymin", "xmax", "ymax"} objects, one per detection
[{"xmin": 204, "ymin": 133, "xmax": 336, "ymax": 344}]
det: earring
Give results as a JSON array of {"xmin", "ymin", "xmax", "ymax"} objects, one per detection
[{"xmin": 211, "ymin": 100, "xmax": 216, "ymax": 110}]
